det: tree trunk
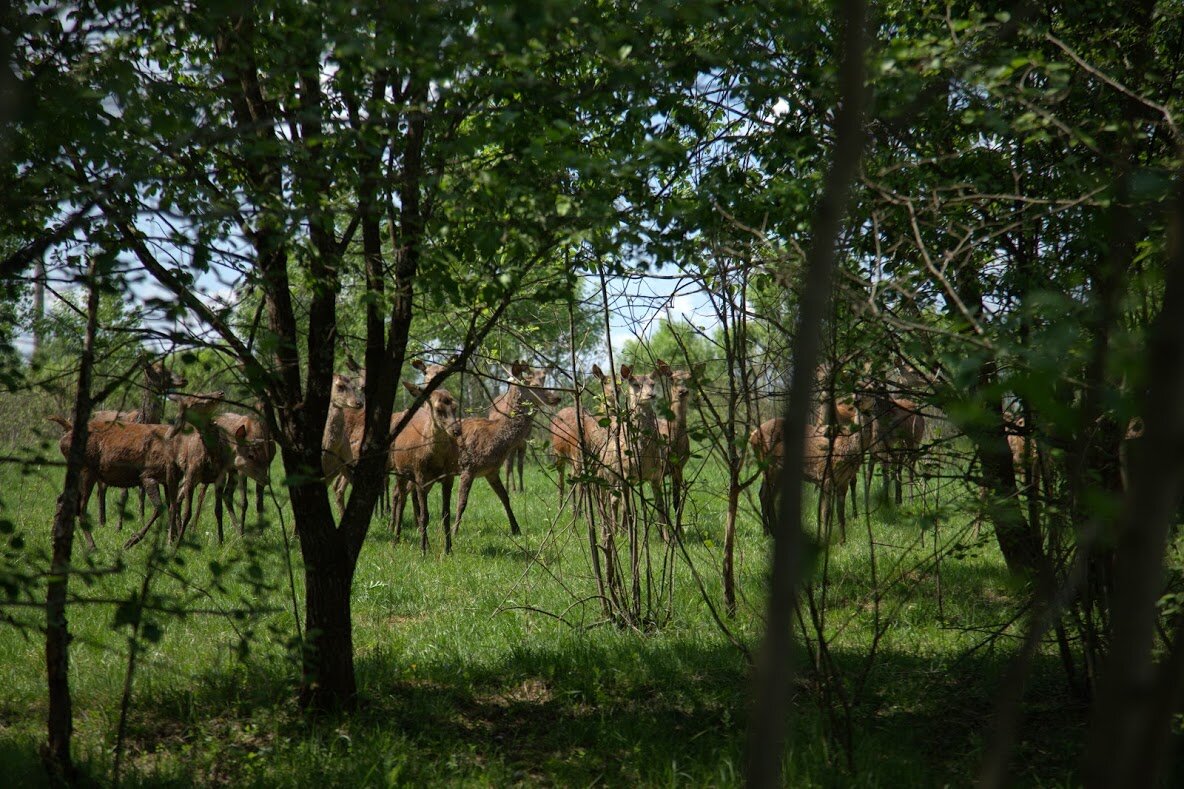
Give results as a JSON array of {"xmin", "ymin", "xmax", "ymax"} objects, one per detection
[
  {"xmin": 44, "ymin": 258, "xmax": 99, "ymax": 783},
  {"xmin": 293, "ymin": 484, "xmax": 358, "ymax": 711},
  {"xmin": 724, "ymin": 480, "xmax": 739, "ymax": 618}
]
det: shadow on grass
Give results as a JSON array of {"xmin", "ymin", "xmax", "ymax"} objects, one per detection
[{"xmin": 64, "ymin": 630, "xmax": 1091, "ymax": 787}]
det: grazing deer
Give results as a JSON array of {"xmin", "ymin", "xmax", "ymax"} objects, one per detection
[
  {"xmin": 91, "ymin": 358, "xmax": 187, "ymax": 528},
  {"xmin": 215, "ymin": 408, "xmax": 276, "ymax": 526},
  {"xmin": 596, "ymin": 363, "xmax": 671, "ymax": 539},
  {"xmin": 451, "ymin": 363, "xmax": 561, "ymax": 538},
  {"xmin": 656, "ymin": 361, "xmax": 705, "ymax": 515},
  {"xmin": 322, "ymin": 372, "xmax": 364, "ymax": 512},
  {"xmin": 549, "ymin": 364, "xmax": 614, "ymax": 514},
  {"xmin": 389, "ymin": 380, "xmax": 462, "ymax": 553}
]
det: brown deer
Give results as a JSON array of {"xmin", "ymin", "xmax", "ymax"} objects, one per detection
[
  {"xmin": 549, "ymin": 364, "xmax": 614, "ymax": 514},
  {"xmin": 49, "ymin": 391, "xmax": 224, "ymax": 550},
  {"xmin": 322, "ymin": 372, "xmax": 364, "ymax": 512},
  {"xmin": 858, "ymin": 385, "xmax": 925, "ymax": 506},
  {"xmin": 388, "ymin": 380, "xmax": 462, "ymax": 553},
  {"xmin": 750, "ymin": 412, "xmax": 871, "ymax": 542},
  {"xmin": 596, "ymin": 363, "xmax": 671, "ymax": 539},
  {"xmin": 503, "ymin": 429, "xmax": 530, "ymax": 493},
  {"xmin": 91, "ymin": 358, "xmax": 187, "ymax": 528},
  {"xmin": 656, "ymin": 361, "xmax": 705, "ymax": 514},
  {"xmin": 167, "ymin": 394, "xmax": 273, "ymax": 544},
  {"xmin": 215, "ymin": 408, "xmax": 276, "ymax": 526},
  {"xmin": 451, "ymin": 363, "xmax": 561, "ymax": 539}
]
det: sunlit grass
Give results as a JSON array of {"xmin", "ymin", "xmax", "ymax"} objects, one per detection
[{"xmin": 0, "ymin": 439, "xmax": 1082, "ymax": 786}]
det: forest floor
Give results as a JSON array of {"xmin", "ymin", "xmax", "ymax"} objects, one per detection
[{"xmin": 0, "ymin": 441, "xmax": 1085, "ymax": 786}]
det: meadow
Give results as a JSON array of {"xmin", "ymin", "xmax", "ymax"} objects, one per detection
[{"xmin": 0, "ymin": 442, "xmax": 1083, "ymax": 786}]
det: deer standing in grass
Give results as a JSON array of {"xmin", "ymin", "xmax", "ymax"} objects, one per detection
[
  {"xmin": 859, "ymin": 384, "xmax": 925, "ymax": 506},
  {"xmin": 50, "ymin": 391, "xmax": 225, "ymax": 549},
  {"xmin": 656, "ymin": 361, "xmax": 704, "ymax": 516},
  {"xmin": 123, "ymin": 392, "xmax": 270, "ymax": 546},
  {"xmin": 389, "ymin": 380, "xmax": 462, "ymax": 553},
  {"xmin": 549, "ymin": 364, "xmax": 614, "ymax": 515},
  {"xmin": 750, "ymin": 408, "xmax": 871, "ymax": 543},
  {"xmin": 322, "ymin": 372, "xmax": 364, "ymax": 512},
  {"xmin": 90, "ymin": 358, "xmax": 187, "ymax": 528},
  {"xmin": 216, "ymin": 407, "xmax": 276, "ymax": 525},
  {"xmin": 451, "ymin": 363, "xmax": 561, "ymax": 539},
  {"xmin": 596, "ymin": 363, "xmax": 672, "ymax": 540}
]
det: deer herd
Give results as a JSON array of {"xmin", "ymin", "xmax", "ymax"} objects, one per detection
[{"xmin": 47, "ymin": 352, "xmax": 944, "ymax": 553}]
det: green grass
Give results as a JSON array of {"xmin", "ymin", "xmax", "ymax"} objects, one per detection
[{"xmin": 0, "ymin": 443, "xmax": 1084, "ymax": 786}]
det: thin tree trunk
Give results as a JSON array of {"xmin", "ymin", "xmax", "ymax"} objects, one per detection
[
  {"xmin": 724, "ymin": 482, "xmax": 739, "ymax": 618},
  {"xmin": 747, "ymin": 2, "xmax": 867, "ymax": 784},
  {"xmin": 44, "ymin": 257, "xmax": 99, "ymax": 783}
]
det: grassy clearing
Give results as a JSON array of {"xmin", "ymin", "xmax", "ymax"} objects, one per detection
[{"xmin": 0, "ymin": 441, "xmax": 1082, "ymax": 786}]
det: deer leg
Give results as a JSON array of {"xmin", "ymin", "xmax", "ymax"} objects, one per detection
[
  {"xmin": 440, "ymin": 476, "xmax": 453, "ymax": 555},
  {"xmin": 485, "ymin": 473, "xmax": 521, "ymax": 536},
  {"xmin": 123, "ymin": 486, "xmax": 165, "ymax": 549},
  {"xmin": 516, "ymin": 447, "xmax": 525, "ymax": 492},
  {"xmin": 414, "ymin": 481, "xmax": 429, "ymax": 555},
  {"xmin": 837, "ymin": 484, "xmax": 847, "ymax": 543},
  {"xmin": 390, "ymin": 477, "xmax": 407, "ymax": 538},
  {"xmin": 97, "ymin": 482, "xmax": 107, "ymax": 528},
  {"xmin": 894, "ymin": 461, "xmax": 903, "ymax": 506},
  {"xmin": 557, "ymin": 459, "xmax": 571, "ymax": 515},
  {"xmin": 77, "ymin": 473, "xmax": 97, "ymax": 550},
  {"xmin": 452, "ymin": 472, "xmax": 476, "ymax": 537},
  {"xmin": 114, "ymin": 488, "xmax": 130, "ymax": 531}
]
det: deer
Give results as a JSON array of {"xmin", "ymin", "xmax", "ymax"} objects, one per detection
[
  {"xmin": 503, "ymin": 429, "xmax": 530, "ymax": 493},
  {"xmin": 656, "ymin": 361, "xmax": 705, "ymax": 515},
  {"xmin": 388, "ymin": 380, "xmax": 462, "ymax": 553},
  {"xmin": 749, "ymin": 410, "xmax": 871, "ymax": 542},
  {"xmin": 90, "ymin": 357, "xmax": 187, "ymax": 529},
  {"xmin": 168, "ymin": 393, "xmax": 273, "ymax": 544},
  {"xmin": 215, "ymin": 407, "xmax": 276, "ymax": 526},
  {"xmin": 322, "ymin": 372, "xmax": 364, "ymax": 513},
  {"xmin": 451, "ymin": 363, "xmax": 561, "ymax": 540},
  {"xmin": 857, "ymin": 383, "xmax": 925, "ymax": 506},
  {"xmin": 48, "ymin": 391, "xmax": 223, "ymax": 550},
  {"xmin": 595, "ymin": 363, "xmax": 672, "ymax": 540},
  {"xmin": 549, "ymin": 364, "xmax": 614, "ymax": 515}
]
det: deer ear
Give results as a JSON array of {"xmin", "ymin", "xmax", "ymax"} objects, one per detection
[
  {"xmin": 512, "ymin": 361, "xmax": 529, "ymax": 378},
  {"xmin": 411, "ymin": 359, "xmax": 426, "ymax": 372},
  {"xmin": 235, "ymin": 425, "xmax": 248, "ymax": 441},
  {"xmin": 620, "ymin": 364, "xmax": 632, "ymax": 380},
  {"xmin": 693, "ymin": 361, "xmax": 707, "ymax": 377},
  {"xmin": 345, "ymin": 353, "xmax": 361, "ymax": 373},
  {"xmin": 402, "ymin": 380, "xmax": 423, "ymax": 397},
  {"xmin": 591, "ymin": 364, "xmax": 604, "ymax": 379},
  {"xmin": 655, "ymin": 359, "xmax": 671, "ymax": 377}
]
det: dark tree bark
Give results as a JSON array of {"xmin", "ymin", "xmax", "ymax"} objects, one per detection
[
  {"xmin": 1084, "ymin": 184, "xmax": 1184, "ymax": 788},
  {"xmin": 43, "ymin": 257, "xmax": 100, "ymax": 783}
]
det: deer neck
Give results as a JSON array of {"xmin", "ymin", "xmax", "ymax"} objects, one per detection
[
  {"xmin": 626, "ymin": 398, "xmax": 658, "ymax": 446},
  {"xmin": 488, "ymin": 385, "xmax": 536, "ymax": 444},
  {"xmin": 671, "ymin": 397, "xmax": 689, "ymax": 436},
  {"xmin": 323, "ymin": 400, "xmax": 349, "ymax": 450}
]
